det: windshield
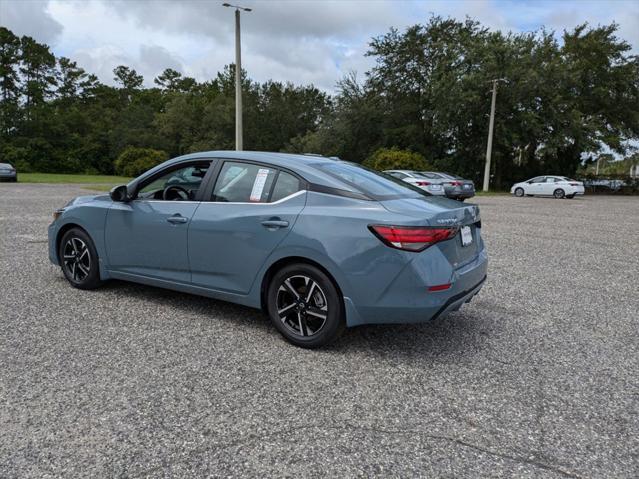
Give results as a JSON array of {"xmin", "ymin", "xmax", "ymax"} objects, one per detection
[{"xmin": 314, "ymin": 162, "xmax": 432, "ymax": 200}]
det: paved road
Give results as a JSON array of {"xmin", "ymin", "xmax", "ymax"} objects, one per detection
[{"xmin": 1, "ymin": 184, "xmax": 637, "ymax": 477}]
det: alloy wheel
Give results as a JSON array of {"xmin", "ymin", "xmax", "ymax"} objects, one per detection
[
  {"xmin": 63, "ymin": 237, "xmax": 91, "ymax": 282},
  {"xmin": 276, "ymin": 275, "xmax": 328, "ymax": 337}
]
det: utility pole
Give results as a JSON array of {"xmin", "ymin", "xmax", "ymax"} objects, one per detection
[
  {"xmin": 223, "ymin": 3, "xmax": 252, "ymax": 151},
  {"xmin": 483, "ymin": 78, "xmax": 506, "ymax": 192}
]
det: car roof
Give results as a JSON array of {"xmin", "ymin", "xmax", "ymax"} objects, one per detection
[{"xmin": 131, "ymin": 151, "xmax": 359, "ymax": 192}]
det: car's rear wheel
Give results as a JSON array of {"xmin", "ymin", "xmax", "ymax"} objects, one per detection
[
  {"xmin": 553, "ymin": 188, "xmax": 565, "ymax": 199},
  {"xmin": 267, "ymin": 263, "xmax": 345, "ymax": 348},
  {"xmin": 59, "ymin": 228, "xmax": 103, "ymax": 290},
  {"xmin": 514, "ymin": 187, "xmax": 524, "ymax": 197}
]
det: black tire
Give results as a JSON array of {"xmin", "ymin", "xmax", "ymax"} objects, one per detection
[
  {"xmin": 267, "ymin": 263, "xmax": 345, "ymax": 348},
  {"xmin": 514, "ymin": 187, "xmax": 524, "ymax": 197},
  {"xmin": 58, "ymin": 228, "xmax": 103, "ymax": 290},
  {"xmin": 553, "ymin": 188, "xmax": 565, "ymax": 199}
]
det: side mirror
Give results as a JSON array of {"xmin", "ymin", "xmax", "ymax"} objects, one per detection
[{"xmin": 110, "ymin": 185, "xmax": 130, "ymax": 202}]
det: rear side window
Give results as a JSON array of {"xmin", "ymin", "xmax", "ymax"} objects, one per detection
[
  {"xmin": 316, "ymin": 162, "xmax": 431, "ymax": 200},
  {"xmin": 212, "ymin": 162, "xmax": 276, "ymax": 203},
  {"xmin": 271, "ymin": 171, "xmax": 301, "ymax": 202}
]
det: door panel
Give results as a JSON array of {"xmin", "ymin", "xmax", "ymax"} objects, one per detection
[
  {"xmin": 105, "ymin": 201, "xmax": 199, "ymax": 282},
  {"xmin": 188, "ymin": 193, "xmax": 306, "ymax": 294},
  {"xmin": 529, "ymin": 177, "xmax": 545, "ymax": 195}
]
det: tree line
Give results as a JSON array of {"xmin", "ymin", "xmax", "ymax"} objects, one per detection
[{"xmin": 1, "ymin": 17, "xmax": 638, "ymax": 187}]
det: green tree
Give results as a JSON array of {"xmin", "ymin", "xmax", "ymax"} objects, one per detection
[
  {"xmin": 0, "ymin": 27, "xmax": 21, "ymax": 137},
  {"xmin": 362, "ymin": 147, "xmax": 431, "ymax": 171},
  {"xmin": 114, "ymin": 146, "xmax": 168, "ymax": 177}
]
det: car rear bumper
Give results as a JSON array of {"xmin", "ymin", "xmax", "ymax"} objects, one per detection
[
  {"xmin": 0, "ymin": 172, "xmax": 17, "ymax": 181},
  {"xmin": 422, "ymin": 186, "xmax": 445, "ymax": 196},
  {"xmin": 344, "ymin": 239, "xmax": 488, "ymax": 326},
  {"xmin": 445, "ymin": 187, "xmax": 475, "ymax": 199}
]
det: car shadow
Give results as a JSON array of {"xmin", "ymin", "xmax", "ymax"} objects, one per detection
[{"xmin": 91, "ymin": 279, "xmax": 486, "ymax": 359}]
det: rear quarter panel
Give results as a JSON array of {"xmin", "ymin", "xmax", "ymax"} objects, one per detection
[{"xmin": 251, "ymin": 192, "xmax": 452, "ymax": 324}]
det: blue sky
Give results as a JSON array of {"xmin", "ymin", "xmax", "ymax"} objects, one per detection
[{"xmin": 1, "ymin": 0, "xmax": 638, "ymax": 91}]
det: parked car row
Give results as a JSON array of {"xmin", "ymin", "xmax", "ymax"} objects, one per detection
[
  {"xmin": 379, "ymin": 169, "xmax": 587, "ymax": 201},
  {"xmin": 0, "ymin": 163, "xmax": 17, "ymax": 182},
  {"xmin": 384, "ymin": 170, "xmax": 476, "ymax": 201}
]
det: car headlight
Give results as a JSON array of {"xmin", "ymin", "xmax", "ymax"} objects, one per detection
[{"xmin": 53, "ymin": 209, "xmax": 65, "ymax": 221}]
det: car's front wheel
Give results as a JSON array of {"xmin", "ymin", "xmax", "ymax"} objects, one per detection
[
  {"xmin": 554, "ymin": 188, "xmax": 565, "ymax": 199},
  {"xmin": 267, "ymin": 263, "xmax": 345, "ymax": 348},
  {"xmin": 514, "ymin": 187, "xmax": 524, "ymax": 197},
  {"xmin": 59, "ymin": 228, "xmax": 103, "ymax": 290}
]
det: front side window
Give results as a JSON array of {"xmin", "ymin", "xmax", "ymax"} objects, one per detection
[
  {"xmin": 212, "ymin": 162, "xmax": 277, "ymax": 203},
  {"xmin": 529, "ymin": 176, "xmax": 545, "ymax": 183},
  {"xmin": 136, "ymin": 162, "xmax": 210, "ymax": 201}
]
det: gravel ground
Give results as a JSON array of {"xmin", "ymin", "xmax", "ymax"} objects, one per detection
[{"xmin": 1, "ymin": 183, "xmax": 638, "ymax": 478}]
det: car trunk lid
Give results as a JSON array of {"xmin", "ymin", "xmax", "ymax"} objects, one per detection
[{"xmin": 380, "ymin": 196, "xmax": 481, "ymax": 267}]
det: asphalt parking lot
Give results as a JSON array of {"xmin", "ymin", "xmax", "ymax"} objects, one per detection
[{"xmin": 1, "ymin": 183, "xmax": 638, "ymax": 477}]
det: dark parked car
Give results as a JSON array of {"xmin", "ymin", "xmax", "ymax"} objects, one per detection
[
  {"xmin": 421, "ymin": 172, "xmax": 475, "ymax": 201},
  {"xmin": 0, "ymin": 163, "xmax": 17, "ymax": 182}
]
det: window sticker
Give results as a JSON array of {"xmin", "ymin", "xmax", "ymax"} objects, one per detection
[{"xmin": 250, "ymin": 168, "xmax": 271, "ymax": 202}]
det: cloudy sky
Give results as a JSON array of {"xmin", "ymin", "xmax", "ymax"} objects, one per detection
[{"xmin": 1, "ymin": 0, "xmax": 638, "ymax": 91}]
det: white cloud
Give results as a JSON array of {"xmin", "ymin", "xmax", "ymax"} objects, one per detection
[{"xmin": 0, "ymin": 0, "xmax": 62, "ymax": 42}]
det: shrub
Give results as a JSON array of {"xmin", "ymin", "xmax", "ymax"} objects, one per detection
[
  {"xmin": 1, "ymin": 145, "xmax": 33, "ymax": 172},
  {"xmin": 362, "ymin": 147, "xmax": 431, "ymax": 172},
  {"xmin": 114, "ymin": 147, "xmax": 168, "ymax": 177}
]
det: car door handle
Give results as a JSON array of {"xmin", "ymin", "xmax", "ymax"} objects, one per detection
[
  {"xmin": 167, "ymin": 214, "xmax": 188, "ymax": 224},
  {"xmin": 261, "ymin": 219, "xmax": 289, "ymax": 229}
]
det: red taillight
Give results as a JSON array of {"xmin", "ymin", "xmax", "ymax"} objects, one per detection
[
  {"xmin": 428, "ymin": 283, "xmax": 451, "ymax": 292},
  {"xmin": 415, "ymin": 181, "xmax": 431, "ymax": 186},
  {"xmin": 447, "ymin": 181, "xmax": 462, "ymax": 186},
  {"xmin": 570, "ymin": 182, "xmax": 579, "ymax": 186},
  {"xmin": 369, "ymin": 225, "xmax": 458, "ymax": 252}
]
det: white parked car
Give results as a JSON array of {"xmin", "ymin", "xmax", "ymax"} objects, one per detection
[
  {"xmin": 383, "ymin": 170, "xmax": 445, "ymax": 196},
  {"xmin": 511, "ymin": 176, "xmax": 585, "ymax": 199}
]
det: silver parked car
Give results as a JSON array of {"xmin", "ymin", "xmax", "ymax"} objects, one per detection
[
  {"xmin": 0, "ymin": 163, "xmax": 17, "ymax": 182},
  {"xmin": 383, "ymin": 170, "xmax": 445, "ymax": 196},
  {"xmin": 421, "ymin": 172, "xmax": 475, "ymax": 201}
]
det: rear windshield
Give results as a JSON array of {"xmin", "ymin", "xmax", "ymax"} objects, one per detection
[{"xmin": 314, "ymin": 162, "xmax": 431, "ymax": 200}]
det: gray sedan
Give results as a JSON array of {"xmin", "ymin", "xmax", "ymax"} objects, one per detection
[
  {"xmin": 49, "ymin": 152, "xmax": 487, "ymax": 348},
  {"xmin": 421, "ymin": 172, "xmax": 475, "ymax": 201},
  {"xmin": 0, "ymin": 163, "xmax": 17, "ymax": 182}
]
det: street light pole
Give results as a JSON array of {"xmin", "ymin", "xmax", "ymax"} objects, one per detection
[
  {"xmin": 482, "ymin": 78, "xmax": 506, "ymax": 192},
  {"xmin": 223, "ymin": 3, "xmax": 252, "ymax": 151}
]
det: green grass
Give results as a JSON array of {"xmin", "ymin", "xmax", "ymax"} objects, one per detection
[
  {"xmin": 18, "ymin": 172, "xmax": 132, "ymax": 185},
  {"xmin": 81, "ymin": 184, "xmax": 118, "ymax": 192}
]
